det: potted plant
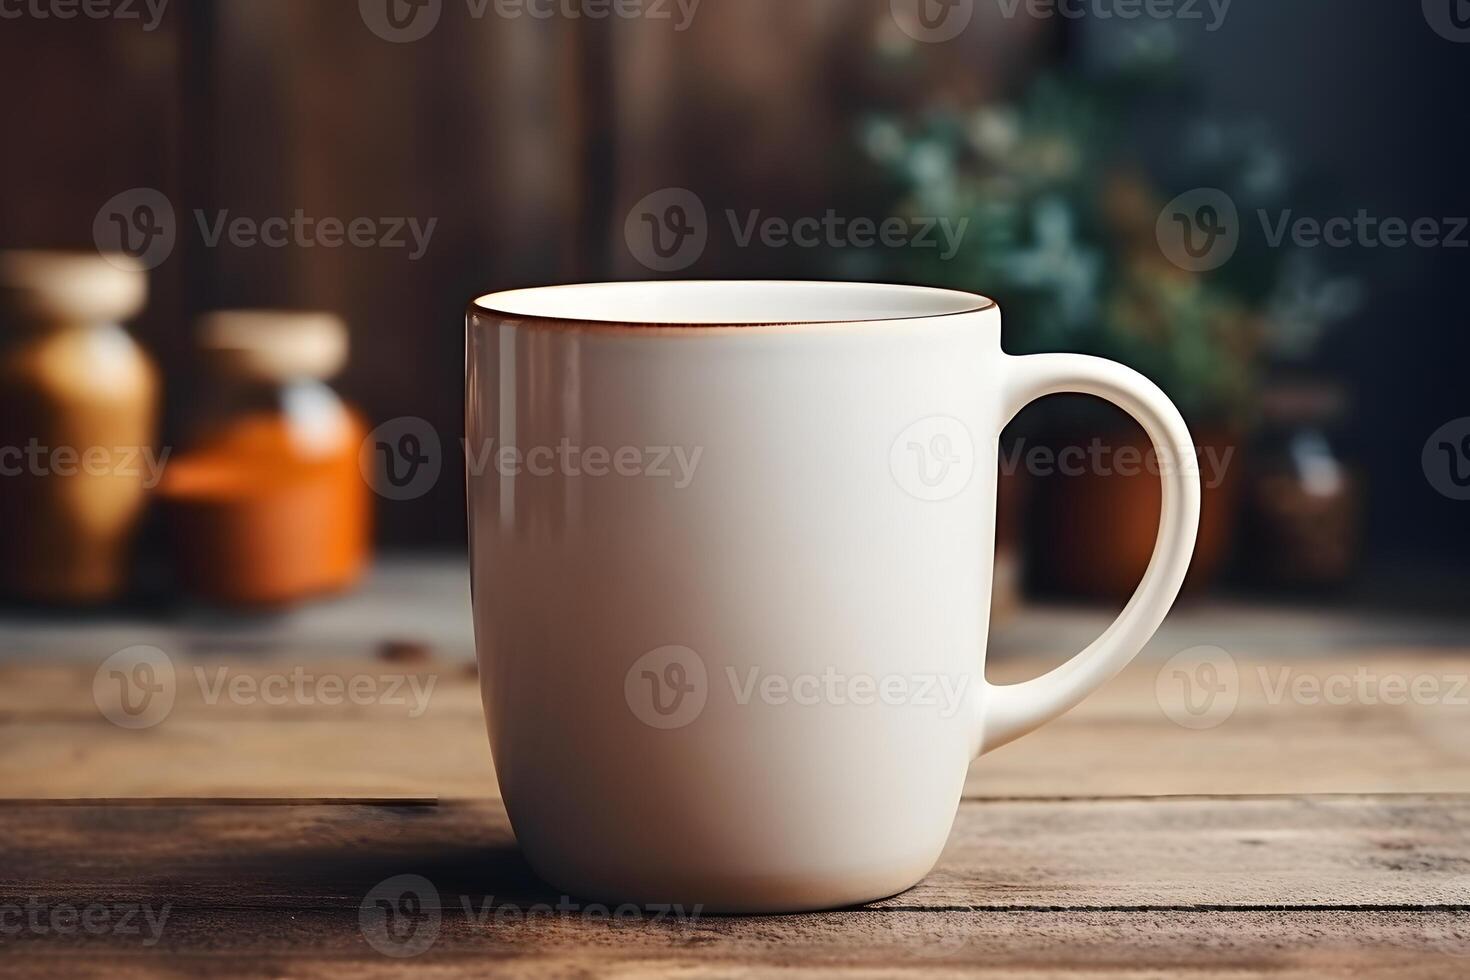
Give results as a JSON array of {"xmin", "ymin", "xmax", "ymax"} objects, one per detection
[{"xmin": 858, "ymin": 27, "xmax": 1359, "ymax": 599}]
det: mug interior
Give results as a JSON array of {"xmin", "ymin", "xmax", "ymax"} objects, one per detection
[{"xmin": 472, "ymin": 280, "xmax": 994, "ymax": 327}]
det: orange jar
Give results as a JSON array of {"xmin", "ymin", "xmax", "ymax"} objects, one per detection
[
  {"xmin": 0, "ymin": 252, "xmax": 158, "ymax": 603},
  {"xmin": 158, "ymin": 311, "xmax": 371, "ymax": 606}
]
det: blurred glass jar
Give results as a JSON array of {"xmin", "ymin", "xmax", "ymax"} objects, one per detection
[
  {"xmin": 158, "ymin": 311, "xmax": 371, "ymax": 606},
  {"xmin": 1245, "ymin": 381, "xmax": 1360, "ymax": 592},
  {"xmin": 0, "ymin": 252, "xmax": 157, "ymax": 603}
]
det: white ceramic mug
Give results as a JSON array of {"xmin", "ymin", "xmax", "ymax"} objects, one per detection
[{"xmin": 466, "ymin": 281, "xmax": 1199, "ymax": 913}]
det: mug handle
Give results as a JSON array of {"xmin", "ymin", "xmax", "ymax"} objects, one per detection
[{"xmin": 976, "ymin": 353, "xmax": 1202, "ymax": 755}]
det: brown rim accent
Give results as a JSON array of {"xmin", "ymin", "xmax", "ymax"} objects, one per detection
[{"xmin": 466, "ymin": 281, "xmax": 997, "ymax": 332}]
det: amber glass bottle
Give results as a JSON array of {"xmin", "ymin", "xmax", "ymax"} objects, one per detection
[
  {"xmin": 0, "ymin": 252, "xmax": 157, "ymax": 603},
  {"xmin": 159, "ymin": 311, "xmax": 371, "ymax": 606}
]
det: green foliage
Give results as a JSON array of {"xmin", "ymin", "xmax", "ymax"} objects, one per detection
[{"xmin": 860, "ymin": 26, "xmax": 1358, "ymax": 424}]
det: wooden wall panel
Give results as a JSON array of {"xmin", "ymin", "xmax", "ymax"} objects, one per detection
[
  {"xmin": 607, "ymin": 0, "xmax": 1054, "ymax": 278},
  {"xmin": 0, "ymin": 0, "xmax": 1054, "ymax": 546}
]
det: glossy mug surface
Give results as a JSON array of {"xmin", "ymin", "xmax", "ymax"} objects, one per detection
[{"xmin": 466, "ymin": 281, "xmax": 1199, "ymax": 913}]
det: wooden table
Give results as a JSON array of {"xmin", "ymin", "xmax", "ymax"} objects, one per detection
[{"xmin": 3, "ymin": 607, "xmax": 1470, "ymax": 976}]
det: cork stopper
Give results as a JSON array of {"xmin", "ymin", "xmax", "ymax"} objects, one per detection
[
  {"xmin": 198, "ymin": 310, "xmax": 349, "ymax": 381},
  {"xmin": 0, "ymin": 250, "xmax": 148, "ymax": 326}
]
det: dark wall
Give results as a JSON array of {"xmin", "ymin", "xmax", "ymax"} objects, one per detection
[
  {"xmin": 0, "ymin": 0, "xmax": 1048, "ymax": 549},
  {"xmin": 1, "ymin": 1, "xmax": 1464, "ymax": 587},
  {"xmin": 1082, "ymin": 3, "xmax": 1470, "ymax": 584}
]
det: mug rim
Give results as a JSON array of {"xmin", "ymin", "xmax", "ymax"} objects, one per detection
[{"xmin": 468, "ymin": 280, "xmax": 996, "ymax": 329}]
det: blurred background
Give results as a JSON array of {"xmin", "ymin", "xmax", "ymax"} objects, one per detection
[{"xmin": 0, "ymin": 0, "xmax": 1467, "ymax": 660}]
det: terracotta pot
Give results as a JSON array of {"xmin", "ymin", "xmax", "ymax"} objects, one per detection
[
  {"xmin": 991, "ymin": 463, "xmax": 1026, "ymax": 624},
  {"xmin": 1027, "ymin": 428, "xmax": 1241, "ymax": 601}
]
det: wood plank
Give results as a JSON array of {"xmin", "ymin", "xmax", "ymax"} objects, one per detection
[
  {"xmin": 982, "ymin": 649, "xmax": 1470, "ymax": 797},
  {"xmin": 4, "ymin": 913, "xmax": 1469, "ymax": 979},
  {"xmin": 3, "ymin": 653, "xmax": 1469, "ymax": 800},
  {"xmin": 6, "ymin": 797, "xmax": 1470, "ymax": 910},
  {"xmin": 1, "ymin": 798, "xmax": 1468, "ymax": 974}
]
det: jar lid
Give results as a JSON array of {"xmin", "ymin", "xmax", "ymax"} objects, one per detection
[
  {"xmin": 198, "ymin": 310, "xmax": 349, "ymax": 381},
  {"xmin": 0, "ymin": 250, "xmax": 148, "ymax": 325}
]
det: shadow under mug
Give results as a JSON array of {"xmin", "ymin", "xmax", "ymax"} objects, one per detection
[{"xmin": 466, "ymin": 281, "xmax": 1200, "ymax": 913}]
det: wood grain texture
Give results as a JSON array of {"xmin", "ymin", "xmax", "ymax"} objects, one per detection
[
  {"xmin": 3, "ymin": 653, "xmax": 1468, "ymax": 800},
  {"xmin": 5, "ymin": 914, "xmax": 1469, "ymax": 979},
  {"xmin": 6, "ymin": 797, "xmax": 1470, "ymax": 908},
  {"xmin": 6, "ymin": 645, "xmax": 1470, "ymax": 974},
  {"xmin": 1, "ymin": 798, "xmax": 1468, "ymax": 974}
]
